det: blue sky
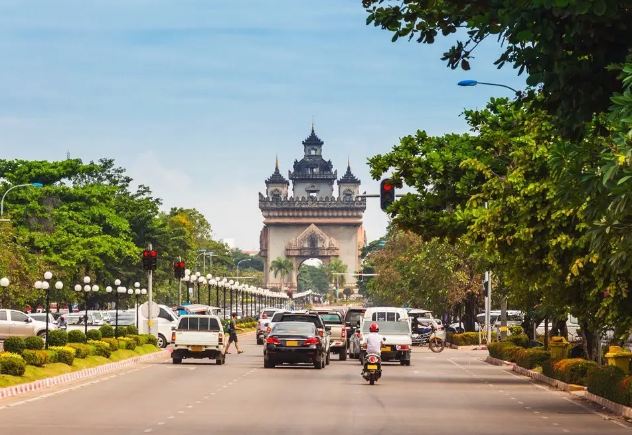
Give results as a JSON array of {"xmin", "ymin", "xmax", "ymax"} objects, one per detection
[{"xmin": 0, "ymin": 0, "xmax": 525, "ymax": 250}]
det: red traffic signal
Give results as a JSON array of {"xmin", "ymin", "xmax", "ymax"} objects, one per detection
[
  {"xmin": 150, "ymin": 250, "xmax": 157, "ymax": 257},
  {"xmin": 380, "ymin": 178, "xmax": 396, "ymax": 211},
  {"xmin": 143, "ymin": 250, "xmax": 150, "ymax": 257}
]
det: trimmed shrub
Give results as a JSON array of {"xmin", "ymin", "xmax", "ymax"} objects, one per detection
[
  {"xmin": 115, "ymin": 326, "xmax": 127, "ymax": 338},
  {"xmin": 143, "ymin": 334, "xmax": 158, "ymax": 347},
  {"xmin": 48, "ymin": 329, "xmax": 68, "ymax": 347},
  {"xmin": 118, "ymin": 337, "xmax": 137, "ymax": 350},
  {"xmin": 3, "ymin": 336, "xmax": 25, "ymax": 355},
  {"xmin": 67, "ymin": 343, "xmax": 91, "ymax": 359},
  {"xmin": 487, "ymin": 341, "xmax": 517, "ymax": 360},
  {"xmin": 0, "ymin": 352, "xmax": 26, "ymax": 376},
  {"xmin": 88, "ymin": 340, "xmax": 111, "ymax": 358},
  {"xmin": 587, "ymin": 365, "xmax": 627, "ymax": 404},
  {"xmin": 68, "ymin": 329, "xmax": 87, "ymax": 344},
  {"xmin": 50, "ymin": 346, "xmax": 75, "ymax": 365},
  {"xmin": 101, "ymin": 337, "xmax": 120, "ymax": 350},
  {"xmin": 448, "ymin": 331, "xmax": 498, "ymax": 346},
  {"xmin": 24, "ymin": 335, "xmax": 45, "ymax": 350},
  {"xmin": 508, "ymin": 325, "xmax": 524, "ymax": 336},
  {"xmin": 126, "ymin": 325, "xmax": 139, "ymax": 335},
  {"xmin": 86, "ymin": 329, "xmax": 102, "ymax": 341},
  {"xmin": 99, "ymin": 324, "xmax": 114, "ymax": 338},
  {"xmin": 506, "ymin": 334, "xmax": 529, "ymax": 348},
  {"xmin": 22, "ymin": 349, "xmax": 49, "ymax": 367},
  {"xmin": 44, "ymin": 350, "xmax": 58, "ymax": 363},
  {"xmin": 545, "ymin": 358, "xmax": 598, "ymax": 385},
  {"xmin": 515, "ymin": 348, "xmax": 551, "ymax": 369},
  {"xmin": 128, "ymin": 334, "xmax": 148, "ymax": 347}
]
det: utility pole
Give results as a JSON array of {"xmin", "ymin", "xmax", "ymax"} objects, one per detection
[
  {"xmin": 148, "ymin": 243, "xmax": 154, "ymax": 337},
  {"xmin": 178, "ymin": 256, "xmax": 182, "ymax": 305},
  {"xmin": 486, "ymin": 271, "xmax": 492, "ymax": 344}
]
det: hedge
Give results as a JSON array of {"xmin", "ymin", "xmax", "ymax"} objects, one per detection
[
  {"xmin": 487, "ymin": 342, "xmax": 518, "ymax": 360},
  {"xmin": 44, "ymin": 349, "xmax": 58, "ymax": 363},
  {"xmin": 115, "ymin": 326, "xmax": 127, "ymax": 338},
  {"xmin": 3, "ymin": 336, "xmax": 25, "ymax": 355},
  {"xmin": 118, "ymin": 337, "xmax": 137, "ymax": 350},
  {"xmin": 0, "ymin": 352, "xmax": 26, "ymax": 376},
  {"xmin": 88, "ymin": 340, "xmax": 112, "ymax": 358},
  {"xmin": 126, "ymin": 325, "xmax": 139, "ymax": 335},
  {"xmin": 25, "ymin": 335, "xmax": 45, "ymax": 350},
  {"xmin": 101, "ymin": 337, "xmax": 120, "ymax": 350},
  {"xmin": 587, "ymin": 366, "xmax": 630, "ymax": 407},
  {"xmin": 127, "ymin": 334, "xmax": 148, "ymax": 347},
  {"xmin": 68, "ymin": 330, "xmax": 87, "ymax": 344},
  {"xmin": 67, "ymin": 343, "xmax": 92, "ymax": 359},
  {"xmin": 447, "ymin": 332, "xmax": 498, "ymax": 346},
  {"xmin": 99, "ymin": 324, "xmax": 114, "ymax": 338},
  {"xmin": 541, "ymin": 358, "xmax": 598, "ymax": 386},
  {"xmin": 506, "ymin": 334, "xmax": 530, "ymax": 348},
  {"xmin": 508, "ymin": 325, "xmax": 524, "ymax": 336},
  {"xmin": 48, "ymin": 330, "xmax": 68, "ymax": 347},
  {"xmin": 22, "ymin": 349, "xmax": 49, "ymax": 367},
  {"xmin": 50, "ymin": 346, "xmax": 75, "ymax": 365},
  {"xmin": 86, "ymin": 329, "xmax": 102, "ymax": 341},
  {"xmin": 515, "ymin": 348, "xmax": 551, "ymax": 369},
  {"xmin": 144, "ymin": 334, "xmax": 158, "ymax": 346}
]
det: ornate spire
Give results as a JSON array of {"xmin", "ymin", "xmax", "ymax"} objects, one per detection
[
  {"xmin": 302, "ymin": 126, "xmax": 324, "ymax": 147},
  {"xmin": 339, "ymin": 161, "xmax": 360, "ymax": 184},
  {"xmin": 266, "ymin": 158, "xmax": 289, "ymax": 185}
]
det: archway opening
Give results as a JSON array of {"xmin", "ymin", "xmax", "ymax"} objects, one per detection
[{"xmin": 297, "ymin": 258, "xmax": 329, "ymax": 299}]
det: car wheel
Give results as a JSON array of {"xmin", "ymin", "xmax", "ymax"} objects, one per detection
[
  {"xmin": 157, "ymin": 334, "xmax": 167, "ymax": 348},
  {"xmin": 339, "ymin": 348, "xmax": 347, "ymax": 361},
  {"xmin": 256, "ymin": 337, "xmax": 263, "ymax": 345},
  {"xmin": 37, "ymin": 330, "xmax": 47, "ymax": 339},
  {"xmin": 264, "ymin": 359, "xmax": 275, "ymax": 368},
  {"xmin": 326, "ymin": 351, "xmax": 330, "ymax": 365},
  {"xmin": 172, "ymin": 358, "xmax": 182, "ymax": 364},
  {"xmin": 314, "ymin": 356, "xmax": 323, "ymax": 369}
]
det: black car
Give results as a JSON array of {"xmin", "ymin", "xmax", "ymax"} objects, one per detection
[{"xmin": 264, "ymin": 322, "xmax": 327, "ymax": 369}]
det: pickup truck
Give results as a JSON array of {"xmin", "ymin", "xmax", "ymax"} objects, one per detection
[
  {"xmin": 171, "ymin": 315, "xmax": 226, "ymax": 365},
  {"xmin": 359, "ymin": 319, "xmax": 412, "ymax": 366},
  {"xmin": 310, "ymin": 310, "xmax": 347, "ymax": 360}
]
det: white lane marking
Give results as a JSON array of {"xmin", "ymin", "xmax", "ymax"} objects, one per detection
[
  {"xmin": 525, "ymin": 407, "xmax": 532, "ymax": 410},
  {"xmin": 195, "ymin": 400, "xmax": 201, "ymax": 404},
  {"xmin": 144, "ymin": 429, "xmax": 152, "ymax": 433},
  {"xmin": 158, "ymin": 422, "xmax": 165, "ymax": 425},
  {"xmin": 541, "ymin": 416, "xmax": 548, "ymax": 419},
  {"xmin": 553, "ymin": 423, "xmax": 559, "ymax": 426},
  {"xmin": 211, "ymin": 393, "xmax": 216, "ymax": 395},
  {"xmin": 518, "ymin": 402, "xmax": 524, "ymax": 404},
  {"xmin": 178, "ymin": 411, "xmax": 184, "ymax": 414},
  {"xmin": 187, "ymin": 405, "xmax": 193, "ymax": 408},
  {"xmin": 188, "ymin": 368, "xmax": 196, "ymax": 371},
  {"xmin": 511, "ymin": 398, "xmax": 516, "ymax": 400},
  {"xmin": 563, "ymin": 430, "xmax": 570, "ymax": 433},
  {"xmin": 203, "ymin": 396, "xmax": 209, "ymax": 399},
  {"xmin": 168, "ymin": 416, "xmax": 175, "ymax": 419}
]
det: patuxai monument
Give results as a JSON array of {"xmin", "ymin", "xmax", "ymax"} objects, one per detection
[{"xmin": 258, "ymin": 125, "xmax": 367, "ymax": 292}]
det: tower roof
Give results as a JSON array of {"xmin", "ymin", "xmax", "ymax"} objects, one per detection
[
  {"xmin": 302, "ymin": 125, "xmax": 324, "ymax": 148},
  {"xmin": 339, "ymin": 161, "xmax": 360, "ymax": 184},
  {"xmin": 266, "ymin": 158, "xmax": 289, "ymax": 185}
]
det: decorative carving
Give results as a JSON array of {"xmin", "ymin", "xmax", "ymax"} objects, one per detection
[{"xmin": 285, "ymin": 224, "xmax": 340, "ymax": 258}]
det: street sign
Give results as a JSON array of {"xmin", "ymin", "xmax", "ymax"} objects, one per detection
[{"xmin": 140, "ymin": 301, "xmax": 160, "ymax": 318}]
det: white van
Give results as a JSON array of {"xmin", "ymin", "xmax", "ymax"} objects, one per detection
[
  {"xmin": 363, "ymin": 307, "xmax": 409, "ymax": 323},
  {"xmin": 134, "ymin": 304, "xmax": 180, "ymax": 348}
]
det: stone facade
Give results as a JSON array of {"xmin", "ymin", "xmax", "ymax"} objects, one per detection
[{"xmin": 259, "ymin": 126, "xmax": 366, "ymax": 291}]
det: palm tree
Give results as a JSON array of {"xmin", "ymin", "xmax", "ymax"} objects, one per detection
[
  {"xmin": 269, "ymin": 257, "xmax": 294, "ymax": 292},
  {"xmin": 324, "ymin": 258, "xmax": 347, "ymax": 300}
]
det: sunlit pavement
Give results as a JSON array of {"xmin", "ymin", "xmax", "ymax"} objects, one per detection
[{"xmin": 0, "ymin": 335, "xmax": 630, "ymax": 435}]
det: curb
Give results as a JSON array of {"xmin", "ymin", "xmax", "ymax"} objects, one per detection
[
  {"xmin": 0, "ymin": 348, "xmax": 171, "ymax": 400},
  {"xmin": 485, "ymin": 356, "xmax": 513, "ymax": 366},
  {"xmin": 585, "ymin": 392, "xmax": 632, "ymax": 419}
]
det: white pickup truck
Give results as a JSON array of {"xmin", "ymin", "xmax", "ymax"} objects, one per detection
[
  {"xmin": 359, "ymin": 319, "xmax": 412, "ymax": 366},
  {"xmin": 171, "ymin": 315, "xmax": 226, "ymax": 365}
]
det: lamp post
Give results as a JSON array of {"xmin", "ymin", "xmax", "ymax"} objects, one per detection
[
  {"xmin": 206, "ymin": 274, "xmax": 214, "ymax": 306},
  {"xmin": 135, "ymin": 287, "xmax": 147, "ymax": 328},
  {"xmin": 0, "ymin": 182, "xmax": 44, "ymax": 222},
  {"xmin": 236, "ymin": 259, "xmax": 251, "ymax": 278},
  {"xmin": 133, "ymin": 282, "xmax": 140, "ymax": 327},
  {"xmin": 457, "ymin": 79, "xmax": 520, "ymax": 96},
  {"xmin": 35, "ymin": 271, "xmax": 60, "ymax": 349},
  {"xmin": 0, "ymin": 277, "xmax": 9, "ymax": 308},
  {"xmin": 110, "ymin": 280, "xmax": 123, "ymax": 334},
  {"xmin": 74, "ymin": 276, "xmax": 98, "ymax": 336},
  {"xmin": 182, "ymin": 272, "xmax": 191, "ymax": 303}
]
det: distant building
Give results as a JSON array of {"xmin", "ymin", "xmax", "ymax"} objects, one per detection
[
  {"xmin": 242, "ymin": 250, "xmax": 259, "ymax": 256},
  {"xmin": 220, "ymin": 238, "xmax": 236, "ymax": 249}
]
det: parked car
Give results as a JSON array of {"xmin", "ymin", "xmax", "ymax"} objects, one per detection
[
  {"xmin": 171, "ymin": 315, "xmax": 226, "ymax": 365},
  {"xmin": 28, "ymin": 312, "xmax": 58, "ymax": 326},
  {"xmin": 263, "ymin": 321, "xmax": 327, "ymax": 369},
  {"xmin": 0, "ymin": 309, "xmax": 56, "ymax": 339}
]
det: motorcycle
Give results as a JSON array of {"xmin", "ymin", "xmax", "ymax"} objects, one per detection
[
  {"xmin": 412, "ymin": 324, "xmax": 445, "ymax": 353},
  {"xmin": 362, "ymin": 353, "xmax": 382, "ymax": 385}
]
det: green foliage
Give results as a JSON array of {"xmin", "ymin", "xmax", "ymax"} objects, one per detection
[
  {"xmin": 86, "ymin": 329, "xmax": 102, "ymax": 341},
  {"xmin": 88, "ymin": 340, "xmax": 112, "ymax": 358},
  {"xmin": 298, "ymin": 264, "xmax": 329, "ymax": 293},
  {"xmin": 126, "ymin": 334, "xmax": 147, "ymax": 347},
  {"xmin": 47, "ymin": 330, "xmax": 68, "ymax": 347},
  {"xmin": 118, "ymin": 337, "xmax": 136, "ymax": 350},
  {"xmin": 506, "ymin": 334, "xmax": 530, "ymax": 348},
  {"xmin": 587, "ymin": 366, "xmax": 629, "ymax": 406},
  {"xmin": 22, "ymin": 349, "xmax": 49, "ymax": 367},
  {"xmin": 143, "ymin": 334, "xmax": 158, "ymax": 347},
  {"xmin": 49, "ymin": 346, "xmax": 75, "ymax": 365},
  {"xmin": 0, "ymin": 353, "xmax": 26, "ymax": 376},
  {"xmin": 101, "ymin": 338, "xmax": 120, "ymax": 350},
  {"xmin": 44, "ymin": 350, "xmax": 58, "ymax": 363},
  {"xmin": 67, "ymin": 330, "xmax": 87, "ymax": 344},
  {"xmin": 67, "ymin": 343, "xmax": 91, "ymax": 359},
  {"xmin": 487, "ymin": 342, "xmax": 517, "ymax": 360},
  {"xmin": 447, "ymin": 332, "xmax": 490, "ymax": 346},
  {"xmin": 115, "ymin": 326, "xmax": 127, "ymax": 338},
  {"xmin": 126, "ymin": 325, "xmax": 139, "ymax": 335},
  {"xmin": 544, "ymin": 358, "xmax": 599, "ymax": 386},
  {"xmin": 24, "ymin": 335, "xmax": 45, "ymax": 350},
  {"xmin": 362, "ymin": 0, "xmax": 632, "ymax": 136},
  {"xmin": 515, "ymin": 348, "xmax": 551, "ymax": 370},
  {"xmin": 269, "ymin": 257, "xmax": 294, "ymax": 291},
  {"xmin": 324, "ymin": 258, "xmax": 348, "ymax": 290},
  {"xmin": 99, "ymin": 325, "xmax": 114, "ymax": 338},
  {"xmin": 508, "ymin": 325, "xmax": 524, "ymax": 336},
  {"xmin": 3, "ymin": 337, "xmax": 25, "ymax": 355}
]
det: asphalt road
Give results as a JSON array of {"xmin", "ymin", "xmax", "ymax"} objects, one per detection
[{"xmin": 0, "ymin": 335, "xmax": 630, "ymax": 435}]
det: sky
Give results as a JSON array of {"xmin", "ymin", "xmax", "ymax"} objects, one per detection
[{"xmin": 0, "ymin": 0, "xmax": 526, "ymax": 251}]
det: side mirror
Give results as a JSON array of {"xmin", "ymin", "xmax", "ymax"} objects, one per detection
[
  {"xmin": 356, "ymin": 321, "xmax": 361, "ymax": 327},
  {"xmin": 171, "ymin": 326, "xmax": 176, "ymax": 331},
  {"xmin": 325, "ymin": 326, "xmax": 332, "ymax": 332}
]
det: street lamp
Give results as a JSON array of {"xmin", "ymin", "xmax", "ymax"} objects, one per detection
[
  {"xmin": 35, "ymin": 271, "xmax": 61, "ymax": 349},
  {"xmin": 0, "ymin": 182, "xmax": 44, "ymax": 222},
  {"xmin": 191, "ymin": 274, "xmax": 198, "ymax": 303},
  {"xmin": 74, "ymin": 277, "xmax": 97, "ymax": 336},
  {"xmin": 134, "ymin": 287, "xmax": 147, "ymax": 328},
  {"xmin": 457, "ymin": 79, "xmax": 520, "ymax": 95},
  {"xmin": 236, "ymin": 259, "xmax": 251, "ymax": 277},
  {"xmin": 0, "ymin": 277, "xmax": 8, "ymax": 308}
]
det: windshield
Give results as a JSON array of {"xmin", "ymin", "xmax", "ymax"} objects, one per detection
[
  {"xmin": 362, "ymin": 321, "xmax": 410, "ymax": 335},
  {"xmin": 345, "ymin": 310, "xmax": 364, "ymax": 325},
  {"xmin": 92, "ymin": 312, "xmax": 103, "ymax": 321},
  {"xmin": 271, "ymin": 312, "xmax": 285, "ymax": 322},
  {"xmin": 263, "ymin": 310, "xmax": 277, "ymax": 318},
  {"xmin": 319, "ymin": 314, "xmax": 342, "ymax": 324},
  {"xmin": 272, "ymin": 322, "xmax": 315, "ymax": 335},
  {"xmin": 177, "ymin": 316, "xmax": 220, "ymax": 331}
]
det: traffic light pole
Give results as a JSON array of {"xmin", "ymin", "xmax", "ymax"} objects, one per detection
[
  {"xmin": 178, "ymin": 256, "xmax": 182, "ymax": 305},
  {"xmin": 148, "ymin": 243, "xmax": 154, "ymax": 337}
]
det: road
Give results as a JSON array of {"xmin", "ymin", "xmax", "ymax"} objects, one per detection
[{"xmin": 0, "ymin": 334, "xmax": 630, "ymax": 435}]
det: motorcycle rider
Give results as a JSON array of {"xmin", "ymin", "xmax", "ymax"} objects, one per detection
[{"xmin": 365, "ymin": 323, "xmax": 384, "ymax": 356}]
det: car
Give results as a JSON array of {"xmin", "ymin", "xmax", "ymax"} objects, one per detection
[
  {"xmin": 171, "ymin": 315, "xmax": 226, "ymax": 365},
  {"xmin": 344, "ymin": 307, "xmax": 366, "ymax": 356},
  {"xmin": 256, "ymin": 308, "xmax": 286, "ymax": 345},
  {"xmin": 263, "ymin": 321, "xmax": 327, "ymax": 369},
  {"xmin": 359, "ymin": 319, "xmax": 412, "ymax": 366},
  {"xmin": 274, "ymin": 312, "xmax": 331, "ymax": 364},
  {"xmin": 309, "ymin": 310, "xmax": 347, "ymax": 360},
  {"xmin": 28, "ymin": 312, "xmax": 58, "ymax": 326},
  {"xmin": 0, "ymin": 309, "xmax": 56, "ymax": 339}
]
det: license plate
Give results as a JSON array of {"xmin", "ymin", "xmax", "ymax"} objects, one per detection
[
  {"xmin": 191, "ymin": 346, "xmax": 203, "ymax": 352},
  {"xmin": 381, "ymin": 346, "xmax": 391, "ymax": 352},
  {"xmin": 367, "ymin": 364, "xmax": 378, "ymax": 370},
  {"xmin": 286, "ymin": 341, "xmax": 298, "ymax": 347}
]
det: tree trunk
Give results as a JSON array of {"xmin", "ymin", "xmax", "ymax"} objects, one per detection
[
  {"xmin": 580, "ymin": 320, "xmax": 598, "ymax": 361},
  {"xmin": 463, "ymin": 292, "xmax": 477, "ymax": 332}
]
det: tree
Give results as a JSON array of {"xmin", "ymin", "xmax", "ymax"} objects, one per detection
[
  {"xmin": 362, "ymin": 0, "xmax": 632, "ymax": 137},
  {"xmin": 343, "ymin": 288, "xmax": 353, "ymax": 300},
  {"xmin": 269, "ymin": 257, "xmax": 294, "ymax": 292},
  {"xmin": 324, "ymin": 258, "xmax": 348, "ymax": 299},
  {"xmin": 298, "ymin": 264, "xmax": 329, "ymax": 294}
]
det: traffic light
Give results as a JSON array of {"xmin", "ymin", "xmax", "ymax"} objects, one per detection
[
  {"xmin": 380, "ymin": 178, "xmax": 396, "ymax": 211},
  {"xmin": 174, "ymin": 261, "xmax": 186, "ymax": 279},
  {"xmin": 358, "ymin": 271, "xmax": 363, "ymax": 283},
  {"xmin": 142, "ymin": 250, "xmax": 158, "ymax": 271}
]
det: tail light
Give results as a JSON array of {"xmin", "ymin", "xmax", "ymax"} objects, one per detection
[
  {"xmin": 303, "ymin": 337, "xmax": 319, "ymax": 345},
  {"xmin": 267, "ymin": 336, "xmax": 281, "ymax": 345},
  {"xmin": 218, "ymin": 333, "xmax": 223, "ymax": 344},
  {"xmin": 367, "ymin": 355, "xmax": 379, "ymax": 364},
  {"xmin": 356, "ymin": 332, "xmax": 361, "ymax": 338},
  {"xmin": 266, "ymin": 327, "xmax": 271, "ymax": 333},
  {"xmin": 171, "ymin": 331, "xmax": 176, "ymax": 342},
  {"xmin": 437, "ymin": 326, "xmax": 444, "ymax": 330},
  {"xmin": 396, "ymin": 345, "xmax": 410, "ymax": 351},
  {"xmin": 341, "ymin": 328, "xmax": 346, "ymax": 339},
  {"xmin": 318, "ymin": 329, "xmax": 324, "ymax": 336},
  {"xmin": 362, "ymin": 343, "xmax": 367, "ymax": 349}
]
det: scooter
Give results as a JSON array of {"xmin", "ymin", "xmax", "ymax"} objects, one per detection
[{"xmin": 362, "ymin": 353, "xmax": 382, "ymax": 385}]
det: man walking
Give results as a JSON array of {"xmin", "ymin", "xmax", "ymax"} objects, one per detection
[{"xmin": 225, "ymin": 312, "xmax": 244, "ymax": 354}]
